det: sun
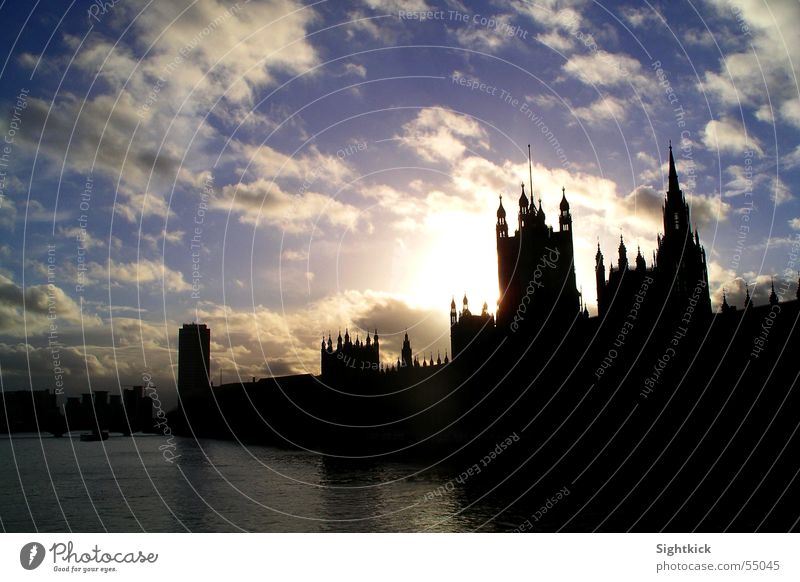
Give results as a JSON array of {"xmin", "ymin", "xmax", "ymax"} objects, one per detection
[{"xmin": 405, "ymin": 209, "xmax": 500, "ymax": 313}]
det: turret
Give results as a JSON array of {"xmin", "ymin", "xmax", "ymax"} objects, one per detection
[
  {"xmin": 496, "ymin": 195, "xmax": 508, "ymax": 239},
  {"xmin": 518, "ymin": 183, "xmax": 529, "ymax": 228},
  {"xmin": 559, "ymin": 187, "xmax": 571, "ymax": 233},
  {"xmin": 401, "ymin": 332, "xmax": 412, "ymax": 368},
  {"xmin": 450, "ymin": 297, "xmax": 457, "ymax": 325},
  {"xmin": 618, "ymin": 235, "xmax": 628, "ymax": 270}
]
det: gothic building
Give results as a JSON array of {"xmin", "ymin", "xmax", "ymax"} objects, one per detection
[
  {"xmin": 320, "ymin": 329, "xmax": 380, "ymax": 377},
  {"xmin": 595, "ymin": 145, "xmax": 711, "ymax": 318},
  {"xmin": 323, "ymin": 144, "xmax": 719, "ymax": 378},
  {"xmin": 449, "ymin": 294, "xmax": 495, "ymax": 359},
  {"xmin": 320, "ymin": 328, "xmax": 448, "ymax": 381},
  {"xmin": 495, "ymin": 183, "xmax": 581, "ymax": 328}
]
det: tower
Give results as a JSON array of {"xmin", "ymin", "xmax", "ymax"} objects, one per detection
[
  {"xmin": 496, "ymin": 196, "xmax": 508, "ymax": 239},
  {"xmin": 618, "ymin": 235, "xmax": 628, "ymax": 271},
  {"xmin": 595, "ymin": 243, "xmax": 605, "ymax": 313},
  {"xmin": 401, "ymin": 332, "xmax": 412, "ymax": 368},
  {"xmin": 655, "ymin": 142, "xmax": 712, "ymax": 314},
  {"xmin": 178, "ymin": 323, "xmax": 211, "ymax": 399},
  {"xmin": 559, "ymin": 187, "xmax": 571, "ymax": 233},
  {"xmin": 450, "ymin": 297, "xmax": 458, "ymax": 325}
]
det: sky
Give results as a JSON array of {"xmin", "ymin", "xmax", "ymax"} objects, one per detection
[{"xmin": 0, "ymin": 0, "xmax": 798, "ymax": 404}]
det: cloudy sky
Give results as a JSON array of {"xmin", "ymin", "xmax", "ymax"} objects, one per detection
[{"xmin": 0, "ymin": 0, "xmax": 798, "ymax": 403}]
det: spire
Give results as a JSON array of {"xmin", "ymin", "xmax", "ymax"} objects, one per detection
[
  {"xmin": 528, "ymin": 143, "xmax": 534, "ymax": 207},
  {"xmin": 496, "ymin": 195, "xmax": 506, "ymax": 219},
  {"xmin": 721, "ymin": 288, "xmax": 731, "ymax": 313},
  {"xmin": 518, "ymin": 183, "xmax": 529, "ymax": 212},
  {"xmin": 618, "ymin": 234, "xmax": 628, "ymax": 269},
  {"xmin": 560, "ymin": 186, "xmax": 569, "ymax": 211},
  {"xmin": 769, "ymin": 277, "xmax": 779, "ymax": 305},
  {"xmin": 595, "ymin": 240, "xmax": 603, "ymax": 263},
  {"xmin": 744, "ymin": 283, "xmax": 752, "ymax": 308},
  {"xmin": 668, "ymin": 141, "xmax": 680, "ymax": 194},
  {"xmin": 635, "ymin": 245, "xmax": 646, "ymax": 271}
]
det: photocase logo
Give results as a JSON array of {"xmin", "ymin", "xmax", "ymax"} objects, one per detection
[{"xmin": 20, "ymin": 542, "xmax": 46, "ymax": 570}]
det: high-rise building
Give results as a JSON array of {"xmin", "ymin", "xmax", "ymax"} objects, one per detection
[{"xmin": 178, "ymin": 323, "xmax": 211, "ymax": 399}]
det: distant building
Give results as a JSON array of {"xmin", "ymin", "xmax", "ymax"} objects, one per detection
[
  {"xmin": 178, "ymin": 323, "xmax": 211, "ymax": 400},
  {"xmin": 320, "ymin": 329, "xmax": 380, "ymax": 378}
]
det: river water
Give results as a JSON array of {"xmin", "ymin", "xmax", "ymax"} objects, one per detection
[{"xmin": 0, "ymin": 434, "xmax": 527, "ymax": 532}]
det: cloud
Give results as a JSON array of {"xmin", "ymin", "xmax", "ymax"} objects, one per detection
[
  {"xmin": 216, "ymin": 179, "xmax": 361, "ymax": 232},
  {"xmin": 536, "ymin": 31, "xmax": 574, "ymax": 52},
  {"xmin": 233, "ymin": 142, "xmax": 356, "ymax": 186},
  {"xmin": 562, "ymin": 49, "xmax": 647, "ymax": 88},
  {"xmin": 0, "ymin": 273, "xmax": 99, "ymax": 336},
  {"xmin": 14, "ymin": 0, "xmax": 322, "ymax": 240},
  {"xmin": 114, "ymin": 189, "xmax": 175, "ymax": 223},
  {"xmin": 87, "ymin": 259, "xmax": 191, "ymax": 293},
  {"xmin": 699, "ymin": 0, "xmax": 800, "ymax": 130},
  {"xmin": 620, "ymin": 6, "xmax": 663, "ymax": 28},
  {"xmin": 702, "ymin": 118, "xmax": 763, "ymax": 155},
  {"xmin": 398, "ymin": 107, "xmax": 489, "ymax": 163},
  {"xmin": 360, "ymin": 0, "xmax": 429, "ymax": 11},
  {"xmin": 569, "ymin": 94, "xmax": 628, "ymax": 125}
]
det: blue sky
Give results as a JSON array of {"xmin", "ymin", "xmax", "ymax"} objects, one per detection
[{"xmin": 0, "ymin": 0, "xmax": 798, "ymax": 402}]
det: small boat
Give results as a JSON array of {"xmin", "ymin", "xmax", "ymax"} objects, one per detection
[{"xmin": 80, "ymin": 430, "xmax": 109, "ymax": 442}]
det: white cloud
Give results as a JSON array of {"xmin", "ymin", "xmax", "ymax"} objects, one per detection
[
  {"xmin": 216, "ymin": 179, "xmax": 361, "ymax": 232},
  {"xmin": 87, "ymin": 259, "xmax": 191, "ymax": 293},
  {"xmin": 562, "ymin": 49, "xmax": 647, "ymax": 88},
  {"xmin": 702, "ymin": 118, "xmax": 763, "ymax": 155},
  {"xmin": 398, "ymin": 107, "xmax": 489, "ymax": 163},
  {"xmin": 700, "ymin": 0, "xmax": 800, "ymax": 131},
  {"xmin": 570, "ymin": 94, "xmax": 628, "ymax": 125},
  {"xmin": 620, "ymin": 6, "xmax": 663, "ymax": 28}
]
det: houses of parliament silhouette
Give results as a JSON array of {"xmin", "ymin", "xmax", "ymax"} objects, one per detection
[
  {"xmin": 315, "ymin": 144, "xmax": 715, "ymax": 383},
  {"xmin": 170, "ymin": 144, "xmax": 800, "ymax": 531}
]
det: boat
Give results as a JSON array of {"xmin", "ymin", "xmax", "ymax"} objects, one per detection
[{"xmin": 80, "ymin": 430, "xmax": 109, "ymax": 442}]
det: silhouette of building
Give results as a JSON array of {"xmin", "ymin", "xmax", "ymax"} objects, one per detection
[
  {"xmin": 320, "ymin": 328, "xmax": 380, "ymax": 377},
  {"xmin": 450, "ymin": 294, "xmax": 495, "ymax": 359},
  {"xmin": 178, "ymin": 323, "xmax": 211, "ymax": 400},
  {"xmin": 495, "ymin": 183, "xmax": 580, "ymax": 328},
  {"xmin": 596, "ymin": 145, "xmax": 711, "ymax": 318}
]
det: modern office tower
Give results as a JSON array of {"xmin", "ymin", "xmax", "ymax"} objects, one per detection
[{"xmin": 178, "ymin": 323, "xmax": 211, "ymax": 400}]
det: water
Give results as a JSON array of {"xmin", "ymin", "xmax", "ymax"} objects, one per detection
[{"xmin": 0, "ymin": 434, "xmax": 524, "ymax": 532}]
